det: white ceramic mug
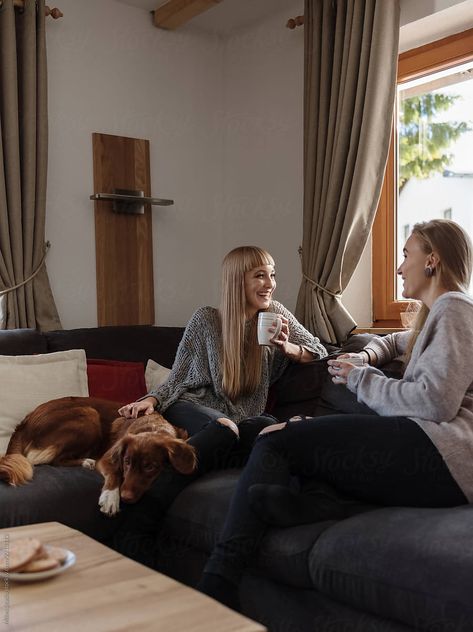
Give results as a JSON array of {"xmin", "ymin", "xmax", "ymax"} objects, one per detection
[
  {"xmin": 257, "ymin": 312, "xmax": 282, "ymax": 346},
  {"xmin": 332, "ymin": 355, "xmax": 365, "ymax": 381},
  {"xmin": 335, "ymin": 356, "xmax": 365, "ymax": 366}
]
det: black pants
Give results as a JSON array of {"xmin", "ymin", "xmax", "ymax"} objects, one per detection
[
  {"xmin": 204, "ymin": 414, "xmax": 467, "ymax": 585},
  {"xmin": 110, "ymin": 400, "xmax": 277, "ymax": 565}
]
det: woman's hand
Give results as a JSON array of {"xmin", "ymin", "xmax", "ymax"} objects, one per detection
[
  {"xmin": 327, "ymin": 353, "xmax": 366, "ymax": 385},
  {"xmin": 269, "ymin": 316, "xmax": 295, "ymax": 356},
  {"xmin": 336, "ymin": 352, "xmax": 368, "ymax": 364},
  {"xmin": 118, "ymin": 396, "xmax": 157, "ymax": 419}
]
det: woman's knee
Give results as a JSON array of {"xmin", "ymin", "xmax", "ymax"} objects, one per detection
[
  {"xmin": 254, "ymin": 422, "xmax": 292, "ymax": 457},
  {"xmin": 256, "ymin": 417, "xmax": 314, "ymax": 452},
  {"xmin": 258, "ymin": 414, "xmax": 313, "ymax": 437},
  {"xmin": 216, "ymin": 417, "xmax": 239, "ymax": 437},
  {"xmin": 258, "ymin": 421, "xmax": 287, "ymax": 436}
]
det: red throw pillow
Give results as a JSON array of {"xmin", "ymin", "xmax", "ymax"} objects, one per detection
[{"xmin": 86, "ymin": 359, "xmax": 147, "ymax": 404}]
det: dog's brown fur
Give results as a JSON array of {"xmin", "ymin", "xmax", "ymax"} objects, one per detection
[{"xmin": 0, "ymin": 396, "xmax": 197, "ymax": 515}]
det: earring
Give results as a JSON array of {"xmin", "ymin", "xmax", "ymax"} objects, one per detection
[{"xmin": 424, "ymin": 266, "xmax": 434, "ymax": 278}]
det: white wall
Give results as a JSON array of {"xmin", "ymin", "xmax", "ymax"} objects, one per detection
[
  {"xmin": 45, "ymin": 0, "xmax": 473, "ymax": 330},
  {"xmin": 219, "ymin": 2, "xmax": 305, "ymax": 310},
  {"xmin": 46, "ymin": 0, "xmax": 225, "ymax": 327},
  {"xmin": 400, "ymin": 0, "xmax": 473, "ymax": 51},
  {"xmin": 400, "ymin": 0, "xmax": 469, "ymax": 26}
]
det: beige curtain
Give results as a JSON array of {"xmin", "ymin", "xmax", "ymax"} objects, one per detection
[
  {"xmin": 0, "ymin": 0, "xmax": 61, "ymax": 330},
  {"xmin": 296, "ymin": 0, "xmax": 400, "ymax": 344}
]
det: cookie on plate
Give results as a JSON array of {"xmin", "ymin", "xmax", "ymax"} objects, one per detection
[
  {"xmin": 45, "ymin": 546, "xmax": 69, "ymax": 565},
  {"xmin": 0, "ymin": 537, "xmax": 42, "ymax": 572},
  {"xmin": 21, "ymin": 557, "xmax": 60, "ymax": 573}
]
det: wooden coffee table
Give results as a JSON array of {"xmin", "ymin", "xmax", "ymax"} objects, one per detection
[{"xmin": 1, "ymin": 522, "xmax": 266, "ymax": 631}]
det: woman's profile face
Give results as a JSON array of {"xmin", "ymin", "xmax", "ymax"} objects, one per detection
[
  {"xmin": 244, "ymin": 264, "xmax": 276, "ymax": 318},
  {"xmin": 397, "ymin": 234, "xmax": 432, "ymax": 301}
]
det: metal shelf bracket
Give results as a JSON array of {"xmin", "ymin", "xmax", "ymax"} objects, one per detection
[{"xmin": 90, "ymin": 188, "xmax": 174, "ymax": 214}]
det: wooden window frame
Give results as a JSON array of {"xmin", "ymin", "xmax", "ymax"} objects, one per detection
[{"xmin": 372, "ymin": 28, "xmax": 473, "ymax": 327}]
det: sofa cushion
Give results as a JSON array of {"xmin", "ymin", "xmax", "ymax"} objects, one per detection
[
  {"xmin": 87, "ymin": 359, "xmax": 147, "ymax": 404},
  {"xmin": 272, "ymin": 360, "xmax": 329, "ymax": 405},
  {"xmin": 0, "ymin": 349, "xmax": 89, "ymax": 454},
  {"xmin": 163, "ymin": 470, "xmax": 340, "ymax": 589},
  {"xmin": 309, "ymin": 506, "xmax": 473, "ymax": 631},
  {"xmin": 163, "ymin": 470, "xmax": 239, "ymax": 550},
  {"xmin": 0, "ymin": 328, "xmax": 47, "ymax": 355},
  {"xmin": 240, "ymin": 574, "xmax": 413, "ymax": 632},
  {"xmin": 256, "ymin": 522, "xmax": 339, "ymax": 588},
  {"xmin": 339, "ymin": 333, "xmax": 376, "ymax": 353},
  {"xmin": 314, "ymin": 377, "xmax": 378, "ymax": 417},
  {"xmin": 45, "ymin": 325, "xmax": 184, "ymax": 369},
  {"xmin": 145, "ymin": 359, "xmax": 171, "ymax": 391},
  {"xmin": 271, "ymin": 334, "xmax": 377, "ymax": 412},
  {"xmin": 0, "ymin": 465, "xmax": 118, "ymax": 541}
]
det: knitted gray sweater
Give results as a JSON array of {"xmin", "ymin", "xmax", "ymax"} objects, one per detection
[
  {"xmin": 348, "ymin": 292, "xmax": 473, "ymax": 501},
  {"xmin": 149, "ymin": 300, "xmax": 326, "ymax": 423}
]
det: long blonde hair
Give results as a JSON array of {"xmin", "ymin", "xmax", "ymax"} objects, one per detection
[
  {"xmin": 404, "ymin": 219, "xmax": 472, "ymax": 364},
  {"xmin": 220, "ymin": 246, "xmax": 275, "ymax": 401}
]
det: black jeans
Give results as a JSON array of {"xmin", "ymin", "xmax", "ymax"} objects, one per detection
[
  {"xmin": 204, "ymin": 414, "xmax": 467, "ymax": 585},
  {"xmin": 165, "ymin": 401, "xmax": 278, "ymax": 469},
  {"xmin": 110, "ymin": 400, "xmax": 277, "ymax": 565}
]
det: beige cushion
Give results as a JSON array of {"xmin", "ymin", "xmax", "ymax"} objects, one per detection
[
  {"xmin": 0, "ymin": 349, "xmax": 89, "ymax": 454},
  {"xmin": 145, "ymin": 359, "xmax": 171, "ymax": 392}
]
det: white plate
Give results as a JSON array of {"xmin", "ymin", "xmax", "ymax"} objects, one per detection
[{"xmin": 4, "ymin": 548, "xmax": 76, "ymax": 582}]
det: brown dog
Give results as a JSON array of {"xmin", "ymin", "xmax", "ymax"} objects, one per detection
[{"xmin": 0, "ymin": 396, "xmax": 197, "ymax": 516}]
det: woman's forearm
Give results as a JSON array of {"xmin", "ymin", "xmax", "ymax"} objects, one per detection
[{"xmin": 286, "ymin": 343, "xmax": 315, "ymax": 364}]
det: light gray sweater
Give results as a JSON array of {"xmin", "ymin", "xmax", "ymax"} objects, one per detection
[
  {"xmin": 149, "ymin": 301, "xmax": 327, "ymax": 423},
  {"xmin": 347, "ymin": 292, "xmax": 473, "ymax": 501}
]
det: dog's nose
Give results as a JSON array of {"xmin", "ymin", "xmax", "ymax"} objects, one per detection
[{"xmin": 120, "ymin": 490, "xmax": 137, "ymax": 503}]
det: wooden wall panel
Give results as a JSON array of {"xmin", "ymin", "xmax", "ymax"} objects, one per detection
[{"xmin": 92, "ymin": 133, "xmax": 155, "ymax": 326}]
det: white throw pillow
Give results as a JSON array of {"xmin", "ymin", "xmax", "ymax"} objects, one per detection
[
  {"xmin": 145, "ymin": 359, "xmax": 171, "ymax": 392},
  {"xmin": 0, "ymin": 349, "xmax": 89, "ymax": 455}
]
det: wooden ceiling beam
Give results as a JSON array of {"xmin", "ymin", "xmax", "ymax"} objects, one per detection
[{"xmin": 153, "ymin": 0, "xmax": 222, "ymax": 30}]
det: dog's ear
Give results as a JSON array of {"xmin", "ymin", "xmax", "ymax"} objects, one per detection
[
  {"xmin": 166, "ymin": 440, "xmax": 197, "ymax": 475},
  {"xmin": 107, "ymin": 435, "xmax": 131, "ymax": 469}
]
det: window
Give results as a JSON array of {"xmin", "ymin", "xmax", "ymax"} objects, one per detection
[{"xmin": 372, "ymin": 28, "xmax": 473, "ymax": 325}]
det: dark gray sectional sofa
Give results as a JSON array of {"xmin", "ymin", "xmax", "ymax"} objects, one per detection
[{"xmin": 1, "ymin": 325, "xmax": 471, "ymax": 632}]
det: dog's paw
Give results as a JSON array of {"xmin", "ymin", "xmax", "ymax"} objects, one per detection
[
  {"xmin": 81, "ymin": 458, "xmax": 96, "ymax": 470},
  {"xmin": 99, "ymin": 488, "xmax": 120, "ymax": 516}
]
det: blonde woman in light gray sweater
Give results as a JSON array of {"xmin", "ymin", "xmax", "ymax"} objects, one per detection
[{"xmin": 198, "ymin": 219, "xmax": 473, "ymax": 610}]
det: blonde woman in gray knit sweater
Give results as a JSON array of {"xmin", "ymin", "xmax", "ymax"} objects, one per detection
[
  {"xmin": 113, "ymin": 246, "xmax": 326, "ymax": 564},
  {"xmin": 198, "ymin": 219, "xmax": 473, "ymax": 610}
]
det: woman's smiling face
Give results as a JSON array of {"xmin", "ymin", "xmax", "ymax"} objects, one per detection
[
  {"xmin": 397, "ymin": 234, "xmax": 432, "ymax": 301},
  {"xmin": 244, "ymin": 264, "xmax": 276, "ymax": 318}
]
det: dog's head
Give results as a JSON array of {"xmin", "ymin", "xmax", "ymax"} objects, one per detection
[{"xmin": 110, "ymin": 433, "xmax": 197, "ymax": 504}]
